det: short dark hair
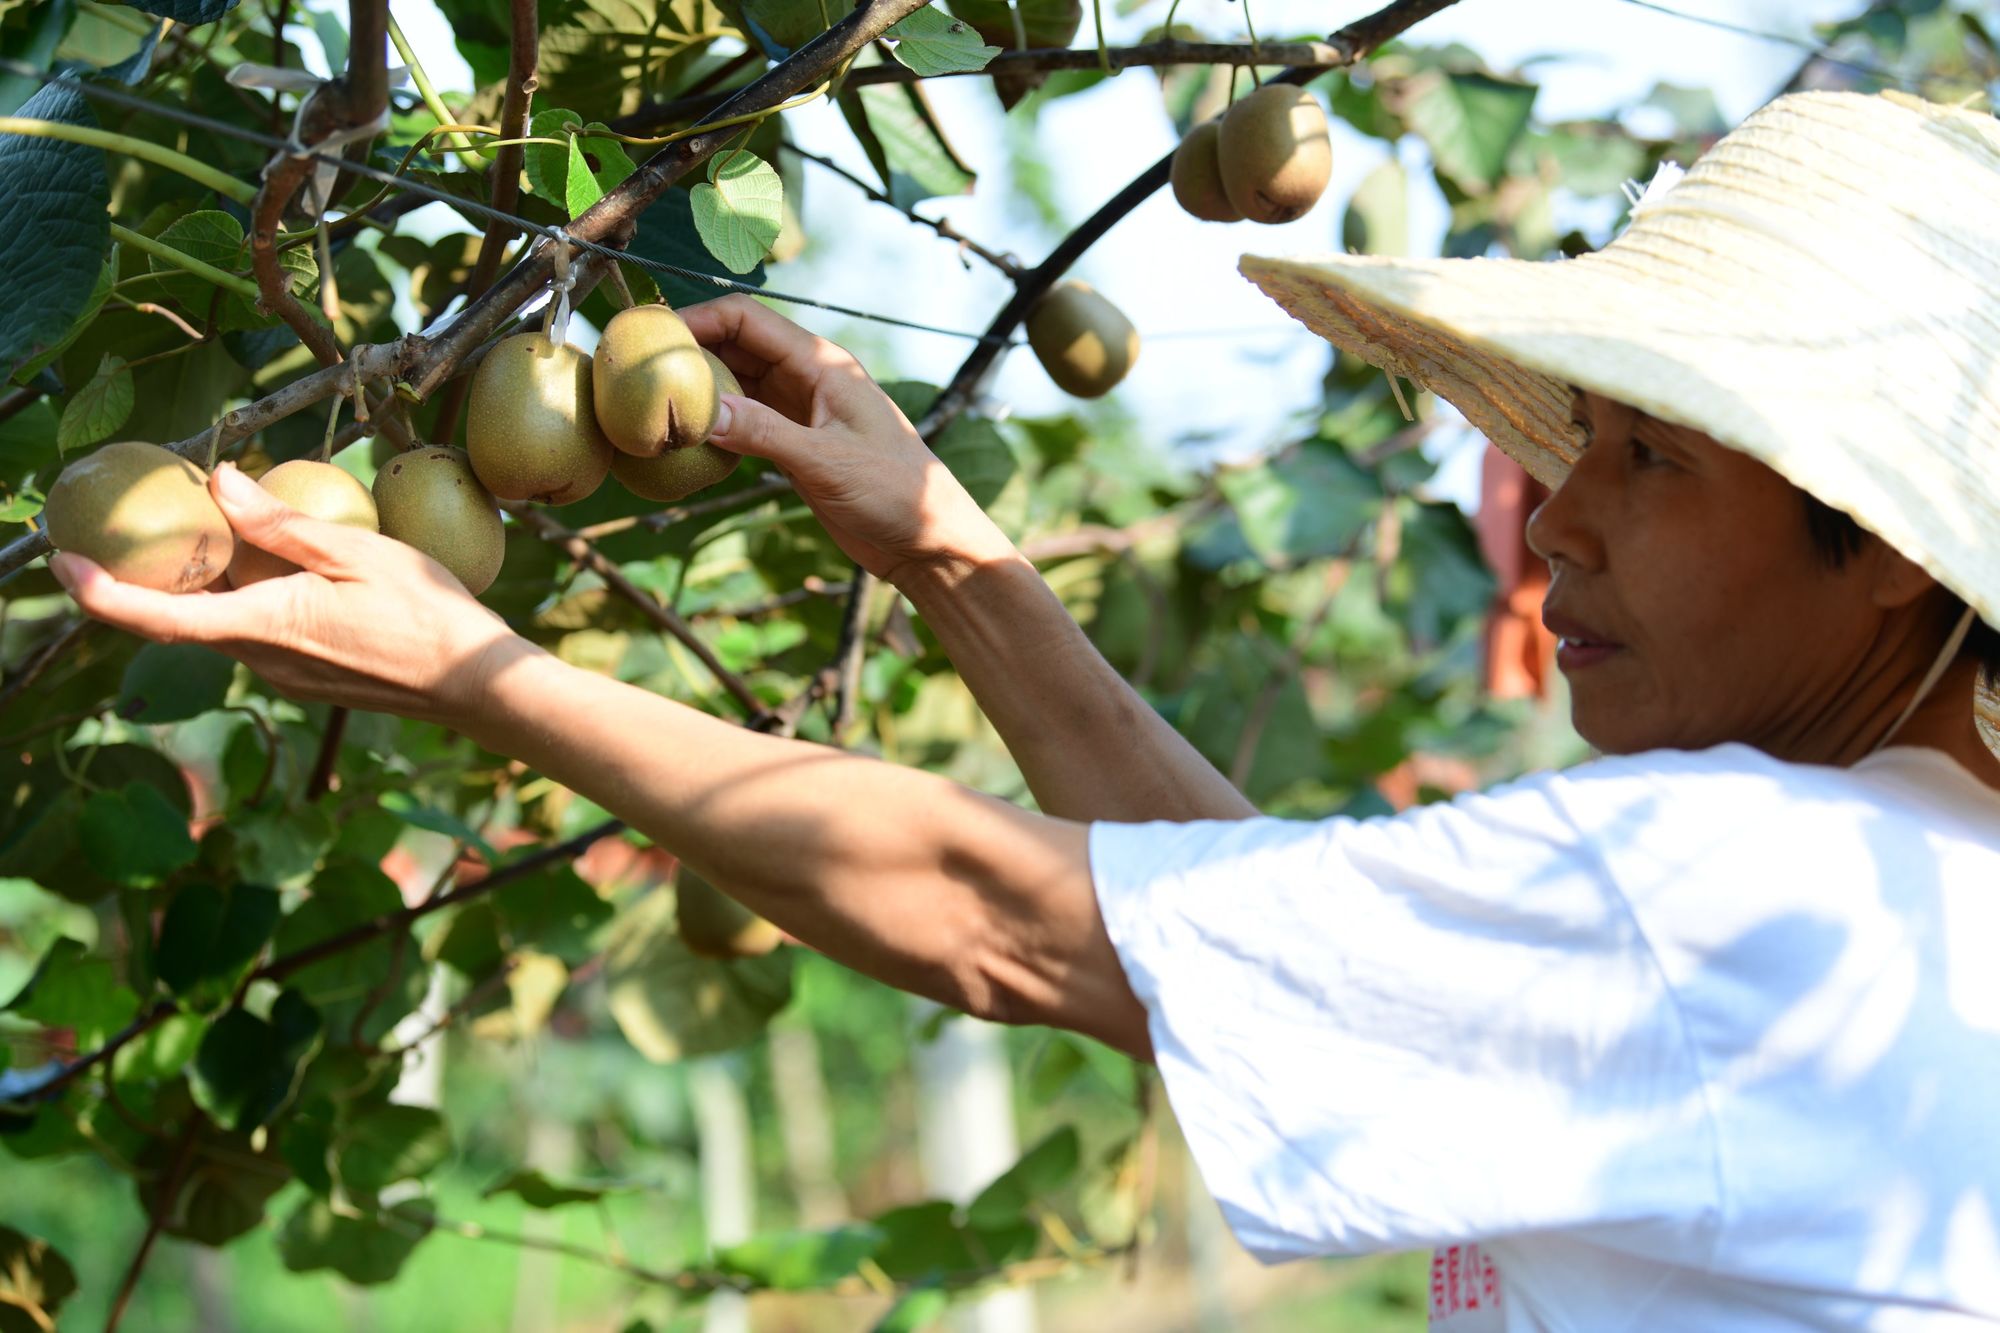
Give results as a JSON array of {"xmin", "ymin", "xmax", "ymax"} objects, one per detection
[{"xmin": 1800, "ymin": 492, "xmax": 2000, "ymax": 678}]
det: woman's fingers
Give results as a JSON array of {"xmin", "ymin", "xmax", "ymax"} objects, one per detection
[
  {"xmin": 707, "ymin": 393, "xmax": 819, "ymax": 469},
  {"xmin": 51, "ymin": 552, "xmax": 261, "ymax": 646},
  {"xmin": 209, "ymin": 464, "xmax": 383, "ymax": 579}
]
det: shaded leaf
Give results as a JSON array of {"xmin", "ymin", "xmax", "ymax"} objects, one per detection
[
  {"xmin": 1216, "ymin": 441, "xmax": 1380, "ymax": 568},
  {"xmin": 0, "ymin": 1226, "xmax": 76, "ymax": 1333},
  {"xmin": 0, "ymin": 83, "xmax": 109, "ymax": 372},
  {"xmin": 606, "ymin": 891, "xmax": 792, "ymax": 1061},
  {"xmin": 189, "ymin": 990, "xmax": 321, "ymax": 1131},
  {"xmin": 118, "ymin": 642, "xmax": 235, "ymax": 723},
  {"xmin": 336, "ymin": 1103, "xmax": 450, "ymax": 1195},
  {"xmin": 483, "ymin": 1169, "xmax": 633, "ymax": 1208},
  {"xmin": 716, "ymin": 1224, "xmax": 882, "ymax": 1291},
  {"xmin": 156, "ymin": 881, "xmax": 280, "ymax": 1008},
  {"xmin": 135, "ymin": 1119, "xmax": 292, "ymax": 1246},
  {"xmin": 127, "ymin": 0, "xmax": 240, "ymax": 21},
  {"xmin": 278, "ymin": 1198, "xmax": 432, "ymax": 1285},
  {"xmin": 78, "ymin": 782, "xmax": 197, "ymax": 887},
  {"xmin": 965, "ymin": 1127, "xmax": 1079, "ymax": 1228},
  {"xmin": 54, "ymin": 353, "xmax": 130, "ymax": 453}
]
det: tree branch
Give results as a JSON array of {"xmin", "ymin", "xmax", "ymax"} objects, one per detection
[
  {"xmin": 512, "ymin": 508, "xmax": 772, "ymax": 722},
  {"xmin": 831, "ymin": 570, "xmax": 873, "ymax": 737}
]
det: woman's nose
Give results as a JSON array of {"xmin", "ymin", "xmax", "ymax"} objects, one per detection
[{"xmin": 1525, "ymin": 462, "xmax": 1606, "ymax": 572}]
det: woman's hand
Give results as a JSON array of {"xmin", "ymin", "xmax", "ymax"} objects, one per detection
[
  {"xmin": 51, "ymin": 463, "xmax": 531, "ymax": 728},
  {"xmin": 682, "ymin": 295, "xmax": 1014, "ymax": 584}
]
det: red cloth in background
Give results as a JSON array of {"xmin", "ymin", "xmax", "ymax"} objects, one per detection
[{"xmin": 1476, "ymin": 450, "xmax": 1556, "ymax": 701}]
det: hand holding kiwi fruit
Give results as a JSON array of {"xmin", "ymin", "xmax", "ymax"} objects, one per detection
[{"xmin": 226, "ymin": 460, "xmax": 380, "ymax": 587}]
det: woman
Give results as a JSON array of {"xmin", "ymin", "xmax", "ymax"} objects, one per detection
[{"xmin": 54, "ymin": 89, "xmax": 2000, "ymax": 1326}]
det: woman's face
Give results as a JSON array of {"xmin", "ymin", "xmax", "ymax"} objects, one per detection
[{"xmin": 1524, "ymin": 391, "xmax": 1894, "ymax": 756}]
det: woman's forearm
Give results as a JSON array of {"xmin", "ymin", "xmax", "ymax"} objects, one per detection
[
  {"xmin": 895, "ymin": 547, "xmax": 1257, "ymax": 823},
  {"xmin": 461, "ymin": 640, "xmax": 1149, "ymax": 1055}
]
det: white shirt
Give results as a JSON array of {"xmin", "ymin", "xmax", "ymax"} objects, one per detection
[{"xmin": 1089, "ymin": 744, "xmax": 2000, "ymax": 1330}]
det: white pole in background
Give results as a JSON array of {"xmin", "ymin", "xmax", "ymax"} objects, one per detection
[{"xmin": 691, "ymin": 1056, "xmax": 755, "ymax": 1333}]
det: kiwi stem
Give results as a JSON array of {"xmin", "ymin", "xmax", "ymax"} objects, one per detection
[
  {"xmin": 1242, "ymin": 0, "xmax": 1263, "ymax": 56},
  {"xmin": 0, "ymin": 118, "xmax": 257, "ymax": 206},
  {"xmin": 1091, "ymin": 0, "xmax": 1111, "ymax": 74},
  {"xmin": 387, "ymin": 13, "xmax": 479, "ymax": 156},
  {"xmin": 107, "ymin": 224, "xmax": 261, "ymax": 301}
]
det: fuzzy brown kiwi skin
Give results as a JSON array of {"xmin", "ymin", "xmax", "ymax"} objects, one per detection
[
  {"xmin": 372, "ymin": 446, "xmax": 506, "ymax": 596},
  {"xmin": 43, "ymin": 441, "xmax": 234, "ymax": 593},
  {"xmin": 227, "ymin": 459, "xmax": 379, "ymax": 587},
  {"xmin": 594, "ymin": 305, "xmax": 718, "ymax": 458},
  {"xmin": 1024, "ymin": 281, "xmax": 1140, "ymax": 399},
  {"xmin": 609, "ymin": 348, "xmax": 743, "ymax": 503},
  {"xmin": 465, "ymin": 334, "xmax": 614, "ymax": 505},
  {"xmin": 1217, "ymin": 85, "xmax": 1333, "ymax": 225},
  {"xmin": 1170, "ymin": 121, "xmax": 1242, "ymax": 223}
]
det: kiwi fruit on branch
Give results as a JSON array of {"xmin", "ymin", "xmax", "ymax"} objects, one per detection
[
  {"xmin": 675, "ymin": 869, "xmax": 783, "ymax": 960},
  {"xmin": 226, "ymin": 459, "xmax": 379, "ymax": 587},
  {"xmin": 1170, "ymin": 120, "xmax": 1242, "ymax": 223},
  {"xmin": 610, "ymin": 349, "xmax": 744, "ymax": 503},
  {"xmin": 466, "ymin": 334, "xmax": 613, "ymax": 505},
  {"xmin": 1026, "ymin": 281, "xmax": 1140, "ymax": 399},
  {"xmin": 1218, "ymin": 85, "xmax": 1332, "ymax": 225},
  {"xmin": 593, "ymin": 305, "xmax": 718, "ymax": 458},
  {"xmin": 372, "ymin": 447, "xmax": 507, "ymax": 596},
  {"xmin": 43, "ymin": 441, "xmax": 233, "ymax": 592}
]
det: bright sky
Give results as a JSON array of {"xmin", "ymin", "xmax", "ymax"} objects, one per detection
[{"xmin": 326, "ymin": 0, "xmax": 1870, "ymax": 506}]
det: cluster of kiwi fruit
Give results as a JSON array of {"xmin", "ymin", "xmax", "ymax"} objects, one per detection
[
  {"xmin": 1171, "ymin": 84, "xmax": 1332, "ymax": 225},
  {"xmin": 42, "ymin": 303, "xmax": 740, "ymax": 601}
]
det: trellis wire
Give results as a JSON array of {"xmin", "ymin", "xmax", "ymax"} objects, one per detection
[
  {"xmin": 0, "ymin": 57, "xmax": 1015, "ymax": 347},
  {"xmin": 1610, "ymin": 0, "xmax": 1923, "ymax": 87}
]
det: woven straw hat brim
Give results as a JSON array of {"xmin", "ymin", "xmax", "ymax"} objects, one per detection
[{"xmin": 1239, "ymin": 90, "xmax": 2000, "ymax": 756}]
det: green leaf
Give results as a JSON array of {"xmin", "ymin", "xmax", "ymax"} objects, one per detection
[
  {"xmin": 522, "ymin": 0, "xmax": 738, "ymax": 123},
  {"xmin": 491, "ymin": 864, "xmax": 611, "ymax": 965},
  {"xmin": 135, "ymin": 1119, "xmax": 292, "ymax": 1246},
  {"xmin": 881, "ymin": 384, "xmax": 1018, "ymax": 508},
  {"xmin": 716, "ymin": 1225, "xmax": 883, "ymax": 1291},
  {"xmin": 565, "ymin": 135, "xmax": 605, "ymax": 216},
  {"xmin": 127, "ymin": 0, "xmax": 241, "ymax": 22},
  {"xmin": 1216, "ymin": 441, "xmax": 1381, "ymax": 568},
  {"xmin": 0, "ymin": 490, "xmax": 43, "ymax": 524},
  {"xmin": 690, "ymin": 151, "xmax": 785, "ymax": 275},
  {"xmin": 78, "ymin": 783, "xmax": 197, "ymax": 887},
  {"xmin": 118, "ymin": 642, "xmax": 235, "ymax": 723},
  {"xmin": 839, "ymin": 74, "xmax": 976, "ymax": 207},
  {"xmin": 233, "ymin": 803, "xmax": 337, "ymax": 884},
  {"xmin": 54, "ymin": 353, "xmax": 130, "ymax": 453},
  {"xmin": 523, "ymin": 108, "xmax": 582, "ymax": 207},
  {"xmin": 110, "ymin": 1011, "xmax": 205, "ymax": 1082},
  {"xmin": 156, "ymin": 882, "xmax": 281, "ymax": 1008},
  {"xmin": 336, "ymin": 1103, "xmax": 450, "ymax": 1195},
  {"xmin": 886, "ymin": 6, "xmax": 999, "ymax": 77},
  {"xmin": 270, "ymin": 860, "xmax": 424, "ymax": 1043},
  {"xmin": 605, "ymin": 891, "xmax": 792, "ymax": 1062},
  {"xmin": 1404, "ymin": 71, "xmax": 1538, "ymax": 195},
  {"xmin": 148, "ymin": 209, "xmax": 313, "ymax": 330},
  {"xmin": 1640, "ymin": 81, "xmax": 1726, "ymax": 137},
  {"xmin": 278, "ymin": 1198, "xmax": 431, "ymax": 1285},
  {"xmin": 0, "ymin": 1226, "xmax": 77, "ymax": 1331},
  {"xmin": 0, "ymin": 0, "xmax": 74, "ymax": 119},
  {"xmin": 627, "ymin": 189, "xmax": 766, "ymax": 307},
  {"xmin": 0, "ymin": 83, "xmax": 109, "ymax": 373},
  {"xmin": 1342, "ymin": 158, "xmax": 1409, "ymax": 257},
  {"xmin": 189, "ymin": 990, "xmax": 321, "ymax": 1131},
  {"xmin": 742, "ymin": 0, "xmax": 830, "ymax": 53},
  {"xmin": 965, "ymin": 1127, "xmax": 1080, "ymax": 1228},
  {"xmin": 482, "ymin": 1169, "xmax": 631, "ymax": 1208},
  {"xmin": 377, "ymin": 791, "xmax": 499, "ymax": 865}
]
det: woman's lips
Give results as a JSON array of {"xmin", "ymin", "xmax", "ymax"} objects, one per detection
[{"xmin": 1543, "ymin": 609, "xmax": 1625, "ymax": 672}]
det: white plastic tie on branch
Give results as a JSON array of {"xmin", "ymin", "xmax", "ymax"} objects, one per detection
[
  {"xmin": 545, "ymin": 229, "xmax": 578, "ymax": 347},
  {"xmin": 231, "ymin": 65, "xmax": 411, "ymax": 220}
]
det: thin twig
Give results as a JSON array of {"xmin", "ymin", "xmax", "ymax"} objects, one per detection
[
  {"xmin": 831, "ymin": 570, "xmax": 873, "ymax": 737},
  {"xmin": 781, "ymin": 143, "xmax": 1022, "ymax": 278},
  {"xmin": 514, "ymin": 508, "xmax": 772, "ymax": 722},
  {"xmin": 571, "ymin": 476, "xmax": 795, "ymax": 541},
  {"xmin": 304, "ymin": 706, "xmax": 349, "ymax": 799},
  {"xmin": 0, "ymin": 619, "xmax": 96, "ymax": 715},
  {"xmin": 103, "ymin": 1122, "xmax": 197, "ymax": 1333}
]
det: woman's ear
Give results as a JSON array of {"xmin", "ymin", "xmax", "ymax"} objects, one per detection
[{"xmin": 1865, "ymin": 537, "xmax": 1941, "ymax": 611}]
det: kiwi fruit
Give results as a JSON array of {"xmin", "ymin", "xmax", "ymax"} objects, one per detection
[
  {"xmin": 1170, "ymin": 121, "xmax": 1242, "ymax": 223},
  {"xmin": 226, "ymin": 459, "xmax": 379, "ymax": 587},
  {"xmin": 43, "ymin": 441, "xmax": 233, "ymax": 592},
  {"xmin": 1025, "ymin": 281, "xmax": 1139, "ymax": 399},
  {"xmin": 610, "ymin": 350, "xmax": 742, "ymax": 502},
  {"xmin": 675, "ymin": 870, "xmax": 782, "ymax": 960},
  {"xmin": 593, "ymin": 305, "xmax": 717, "ymax": 458},
  {"xmin": 465, "ymin": 334, "xmax": 613, "ymax": 505},
  {"xmin": 373, "ymin": 446, "xmax": 506, "ymax": 596},
  {"xmin": 1218, "ymin": 85, "xmax": 1332, "ymax": 225}
]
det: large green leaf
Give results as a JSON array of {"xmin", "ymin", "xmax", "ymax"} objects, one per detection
[
  {"xmin": 1216, "ymin": 441, "xmax": 1381, "ymax": 568},
  {"xmin": 491, "ymin": 864, "xmax": 612, "ymax": 965},
  {"xmin": 277, "ymin": 1199, "xmax": 432, "ymax": 1285},
  {"xmin": 886, "ymin": 5, "xmax": 998, "ymax": 77},
  {"xmin": 188, "ymin": 990, "xmax": 321, "ymax": 1131},
  {"xmin": 78, "ymin": 782, "xmax": 196, "ymax": 887},
  {"xmin": 156, "ymin": 881, "xmax": 281, "ymax": 1009},
  {"xmin": 53, "ymin": 353, "xmax": 130, "ymax": 454},
  {"xmin": 118, "ymin": 642, "xmax": 235, "ymax": 723},
  {"xmin": 335, "ymin": 1103, "xmax": 450, "ymax": 1195},
  {"xmin": 0, "ymin": 83, "xmax": 109, "ymax": 374},
  {"xmin": 605, "ymin": 890, "xmax": 793, "ymax": 1061},
  {"xmin": 625, "ymin": 188, "xmax": 767, "ymax": 310},
  {"xmin": 838, "ymin": 61, "xmax": 976, "ymax": 208},
  {"xmin": 270, "ymin": 860, "xmax": 424, "ymax": 1043},
  {"xmin": 716, "ymin": 1225, "xmax": 883, "ymax": 1291},
  {"xmin": 134, "ymin": 1119, "xmax": 291, "ymax": 1246},
  {"xmin": 690, "ymin": 151, "xmax": 785, "ymax": 275},
  {"xmin": 1404, "ymin": 70, "xmax": 1538, "ymax": 196},
  {"xmin": 965, "ymin": 1127, "xmax": 1079, "ymax": 1228},
  {"xmin": 2, "ymin": 937, "xmax": 139, "ymax": 1045},
  {"xmin": 531, "ymin": 0, "xmax": 739, "ymax": 123}
]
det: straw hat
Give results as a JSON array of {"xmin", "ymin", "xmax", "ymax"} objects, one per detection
[{"xmin": 1241, "ymin": 89, "xmax": 2000, "ymax": 758}]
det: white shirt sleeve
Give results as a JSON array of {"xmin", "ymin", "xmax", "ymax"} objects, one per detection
[{"xmin": 1090, "ymin": 761, "xmax": 1725, "ymax": 1263}]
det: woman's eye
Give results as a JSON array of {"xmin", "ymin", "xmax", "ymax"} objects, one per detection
[{"xmin": 1629, "ymin": 436, "xmax": 1664, "ymax": 467}]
